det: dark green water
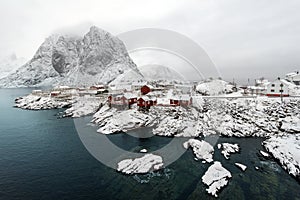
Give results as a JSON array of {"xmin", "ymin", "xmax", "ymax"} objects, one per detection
[{"xmin": 0, "ymin": 88, "xmax": 299, "ymax": 200}]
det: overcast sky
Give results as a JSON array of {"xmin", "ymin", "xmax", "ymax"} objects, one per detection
[{"xmin": 0, "ymin": 0, "xmax": 299, "ymax": 82}]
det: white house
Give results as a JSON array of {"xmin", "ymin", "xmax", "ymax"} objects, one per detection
[{"xmin": 265, "ymin": 78, "xmax": 295, "ymax": 97}]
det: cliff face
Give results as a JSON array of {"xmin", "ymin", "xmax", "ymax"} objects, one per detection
[{"xmin": 0, "ymin": 26, "xmax": 143, "ymax": 88}]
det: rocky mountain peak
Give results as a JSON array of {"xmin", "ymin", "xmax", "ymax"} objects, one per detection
[{"xmin": 0, "ymin": 26, "xmax": 143, "ymax": 88}]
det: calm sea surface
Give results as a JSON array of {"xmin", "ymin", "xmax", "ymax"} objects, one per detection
[{"xmin": 0, "ymin": 88, "xmax": 299, "ymax": 200}]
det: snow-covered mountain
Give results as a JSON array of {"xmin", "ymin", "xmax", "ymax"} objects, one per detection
[
  {"xmin": 139, "ymin": 65, "xmax": 184, "ymax": 81},
  {"xmin": 0, "ymin": 26, "xmax": 143, "ymax": 88},
  {"xmin": 0, "ymin": 54, "xmax": 26, "ymax": 79}
]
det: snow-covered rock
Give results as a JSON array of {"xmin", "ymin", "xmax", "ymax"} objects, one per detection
[
  {"xmin": 140, "ymin": 149, "xmax": 148, "ymax": 153},
  {"xmin": 280, "ymin": 116, "xmax": 300, "ymax": 133},
  {"xmin": 263, "ymin": 134, "xmax": 300, "ymax": 178},
  {"xmin": 14, "ymin": 94, "xmax": 71, "ymax": 110},
  {"xmin": 152, "ymin": 107, "xmax": 199, "ymax": 137},
  {"xmin": 183, "ymin": 139, "xmax": 214, "ymax": 163},
  {"xmin": 202, "ymin": 161, "xmax": 232, "ymax": 197},
  {"xmin": 0, "ymin": 26, "xmax": 143, "ymax": 88},
  {"xmin": 217, "ymin": 143, "xmax": 240, "ymax": 159},
  {"xmin": 153, "ymin": 116, "xmax": 184, "ymax": 136},
  {"xmin": 196, "ymin": 79, "xmax": 234, "ymax": 96},
  {"xmin": 92, "ymin": 108, "xmax": 156, "ymax": 134},
  {"xmin": 235, "ymin": 163, "xmax": 247, "ymax": 171},
  {"xmin": 117, "ymin": 154, "xmax": 164, "ymax": 174},
  {"xmin": 64, "ymin": 96, "xmax": 103, "ymax": 117},
  {"xmin": 260, "ymin": 150, "xmax": 270, "ymax": 157}
]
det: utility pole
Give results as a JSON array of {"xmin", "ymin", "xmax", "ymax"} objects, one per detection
[{"xmin": 280, "ymin": 83, "xmax": 283, "ymax": 103}]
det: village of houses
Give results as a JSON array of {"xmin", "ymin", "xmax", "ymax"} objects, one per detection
[{"xmin": 27, "ymin": 70, "xmax": 300, "ymax": 111}]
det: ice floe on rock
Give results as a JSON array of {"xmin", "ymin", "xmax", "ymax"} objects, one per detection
[
  {"xmin": 235, "ymin": 163, "xmax": 247, "ymax": 171},
  {"xmin": 202, "ymin": 161, "xmax": 232, "ymax": 197},
  {"xmin": 117, "ymin": 154, "xmax": 164, "ymax": 174},
  {"xmin": 183, "ymin": 139, "xmax": 214, "ymax": 163},
  {"xmin": 263, "ymin": 134, "xmax": 300, "ymax": 179},
  {"xmin": 217, "ymin": 143, "xmax": 240, "ymax": 159}
]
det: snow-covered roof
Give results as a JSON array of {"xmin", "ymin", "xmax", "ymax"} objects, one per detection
[
  {"xmin": 92, "ymin": 84, "xmax": 105, "ymax": 88},
  {"xmin": 54, "ymin": 85, "xmax": 70, "ymax": 89},
  {"xmin": 286, "ymin": 72, "xmax": 298, "ymax": 77},
  {"xmin": 157, "ymin": 98, "xmax": 170, "ymax": 105},
  {"xmin": 268, "ymin": 79, "xmax": 296, "ymax": 87},
  {"xmin": 280, "ymin": 79, "xmax": 296, "ymax": 87},
  {"xmin": 141, "ymin": 84, "xmax": 154, "ymax": 89},
  {"xmin": 124, "ymin": 93, "xmax": 138, "ymax": 99},
  {"xmin": 247, "ymin": 86, "xmax": 265, "ymax": 90},
  {"xmin": 51, "ymin": 91, "xmax": 61, "ymax": 94},
  {"xmin": 180, "ymin": 95, "xmax": 191, "ymax": 101},
  {"xmin": 138, "ymin": 96, "xmax": 150, "ymax": 101}
]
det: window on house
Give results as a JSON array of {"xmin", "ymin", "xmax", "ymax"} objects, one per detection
[
  {"xmin": 271, "ymin": 84, "xmax": 275, "ymax": 87},
  {"xmin": 279, "ymin": 89, "xmax": 284, "ymax": 93},
  {"xmin": 271, "ymin": 89, "xmax": 275, "ymax": 92}
]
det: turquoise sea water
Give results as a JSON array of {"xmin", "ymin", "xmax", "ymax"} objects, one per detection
[{"xmin": 0, "ymin": 88, "xmax": 299, "ymax": 200}]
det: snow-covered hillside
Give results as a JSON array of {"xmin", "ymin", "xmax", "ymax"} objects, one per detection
[
  {"xmin": 139, "ymin": 65, "xmax": 184, "ymax": 81},
  {"xmin": 0, "ymin": 26, "xmax": 143, "ymax": 88},
  {"xmin": 0, "ymin": 54, "xmax": 26, "ymax": 79}
]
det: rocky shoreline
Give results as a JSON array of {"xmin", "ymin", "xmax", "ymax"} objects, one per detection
[{"xmin": 14, "ymin": 94, "xmax": 300, "ymax": 197}]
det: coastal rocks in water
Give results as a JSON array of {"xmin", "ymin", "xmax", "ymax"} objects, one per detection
[
  {"xmin": 263, "ymin": 134, "xmax": 300, "ymax": 179},
  {"xmin": 117, "ymin": 154, "xmax": 164, "ymax": 174},
  {"xmin": 235, "ymin": 163, "xmax": 247, "ymax": 171},
  {"xmin": 140, "ymin": 149, "xmax": 148, "ymax": 153},
  {"xmin": 93, "ymin": 105, "xmax": 198, "ymax": 136},
  {"xmin": 202, "ymin": 161, "xmax": 232, "ymax": 197},
  {"xmin": 183, "ymin": 139, "xmax": 214, "ymax": 163},
  {"xmin": 152, "ymin": 116, "xmax": 184, "ymax": 137},
  {"xmin": 64, "ymin": 96, "xmax": 103, "ymax": 118},
  {"xmin": 14, "ymin": 94, "xmax": 71, "ymax": 110},
  {"xmin": 217, "ymin": 143, "xmax": 240, "ymax": 159},
  {"xmin": 92, "ymin": 106, "xmax": 156, "ymax": 134},
  {"xmin": 152, "ymin": 107, "xmax": 199, "ymax": 137},
  {"xmin": 260, "ymin": 150, "xmax": 270, "ymax": 158}
]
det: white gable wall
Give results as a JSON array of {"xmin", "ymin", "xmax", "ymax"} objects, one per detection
[{"xmin": 265, "ymin": 79, "xmax": 291, "ymax": 96}]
